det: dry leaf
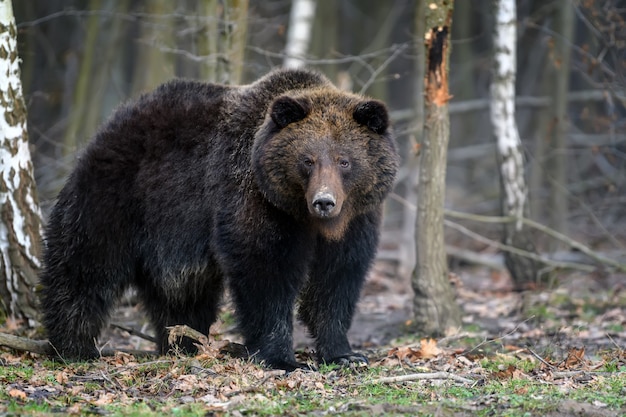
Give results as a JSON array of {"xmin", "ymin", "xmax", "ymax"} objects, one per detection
[
  {"xmin": 387, "ymin": 339, "xmax": 442, "ymax": 363},
  {"xmin": 492, "ymin": 364, "xmax": 516, "ymax": 379},
  {"xmin": 93, "ymin": 392, "xmax": 116, "ymax": 406},
  {"xmin": 8, "ymin": 388, "xmax": 27, "ymax": 400},
  {"xmin": 55, "ymin": 371, "xmax": 69, "ymax": 384},
  {"xmin": 420, "ymin": 338, "xmax": 442, "ymax": 359},
  {"xmin": 564, "ymin": 347, "xmax": 586, "ymax": 368}
]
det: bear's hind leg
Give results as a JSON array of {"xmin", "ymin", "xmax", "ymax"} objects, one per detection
[{"xmin": 40, "ymin": 263, "xmax": 127, "ymax": 360}]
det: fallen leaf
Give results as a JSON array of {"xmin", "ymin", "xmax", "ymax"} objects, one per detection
[
  {"xmin": 492, "ymin": 364, "xmax": 518, "ymax": 379},
  {"xmin": 93, "ymin": 392, "xmax": 116, "ymax": 406},
  {"xmin": 387, "ymin": 339, "xmax": 442, "ymax": 363},
  {"xmin": 8, "ymin": 388, "xmax": 27, "ymax": 400},
  {"xmin": 55, "ymin": 371, "xmax": 69, "ymax": 384},
  {"xmin": 420, "ymin": 338, "xmax": 442, "ymax": 359},
  {"xmin": 564, "ymin": 347, "xmax": 586, "ymax": 369}
]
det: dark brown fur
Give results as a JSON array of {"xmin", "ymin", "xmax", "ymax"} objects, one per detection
[{"xmin": 40, "ymin": 69, "xmax": 399, "ymax": 370}]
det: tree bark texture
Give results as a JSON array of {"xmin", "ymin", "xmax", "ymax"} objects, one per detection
[
  {"xmin": 412, "ymin": 0, "xmax": 461, "ymax": 336},
  {"xmin": 0, "ymin": 0, "xmax": 42, "ymax": 326},
  {"xmin": 225, "ymin": 0, "xmax": 249, "ymax": 85},
  {"xmin": 131, "ymin": 0, "xmax": 176, "ymax": 95},
  {"xmin": 490, "ymin": 0, "xmax": 540, "ymax": 287},
  {"xmin": 547, "ymin": 0, "xmax": 574, "ymax": 245},
  {"xmin": 205, "ymin": 0, "xmax": 249, "ymax": 84}
]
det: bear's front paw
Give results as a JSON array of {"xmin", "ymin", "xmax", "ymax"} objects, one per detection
[{"xmin": 326, "ymin": 352, "xmax": 369, "ymax": 368}]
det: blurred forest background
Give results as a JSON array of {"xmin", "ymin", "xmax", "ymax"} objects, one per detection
[{"xmin": 13, "ymin": 0, "xmax": 626, "ymax": 282}]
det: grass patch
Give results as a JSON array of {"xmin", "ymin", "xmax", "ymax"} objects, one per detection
[{"xmin": 1, "ymin": 351, "xmax": 625, "ymax": 416}]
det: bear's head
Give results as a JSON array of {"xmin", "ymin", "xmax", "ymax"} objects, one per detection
[{"xmin": 252, "ymin": 90, "xmax": 399, "ymax": 241}]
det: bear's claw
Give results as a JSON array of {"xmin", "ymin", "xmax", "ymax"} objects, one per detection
[{"xmin": 327, "ymin": 353, "xmax": 369, "ymax": 367}]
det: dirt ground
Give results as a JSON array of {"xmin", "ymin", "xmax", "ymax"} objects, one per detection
[
  {"xmin": 104, "ymin": 260, "xmax": 626, "ymax": 361},
  {"xmin": 3, "ymin": 260, "xmax": 624, "ymax": 416}
]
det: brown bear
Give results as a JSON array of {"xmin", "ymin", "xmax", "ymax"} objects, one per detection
[{"xmin": 39, "ymin": 68, "xmax": 399, "ymax": 371}]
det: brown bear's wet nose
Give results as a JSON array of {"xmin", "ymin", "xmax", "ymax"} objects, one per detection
[{"xmin": 312, "ymin": 193, "xmax": 336, "ymax": 216}]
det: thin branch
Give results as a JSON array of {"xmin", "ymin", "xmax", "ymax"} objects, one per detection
[
  {"xmin": 444, "ymin": 209, "xmax": 626, "ymax": 272},
  {"xmin": 370, "ymin": 372, "xmax": 473, "ymax": 385},
  {"xmin": 464, "ymin": 316, "xmax": 537, "ymax": 355},
  {"xmin": 0, "ymin": 332, "xmax": 52, "ymax": 355},
  {"xmin": 0, "ymin": 331, "xmax": 155, "ymax": 358},
  {"xmin": 527, "ymin": 348, "xmax": 556, "ymax": 369},
  {"xmin": 247, "ymin": 44, "xmax": 412, "ymax": 66},
  {"xmin": 390, "ymin": 89, "xmax": 625, "ymax": 121},
  {"xmin": 389, "ymin": 193, "xmax": 624, "ymax": 273},
  {"xmin": 359, "ymin": 44, "xmax": 408, "ymax": 95},
  {"xmin": 444, "ymin": 219, "xmax": 594, "ymax": 273},
  {"xmin": 111, "ymin": 323, "xmax": 158, "ymax": 343}
]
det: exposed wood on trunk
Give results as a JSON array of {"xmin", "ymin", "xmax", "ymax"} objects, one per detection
[{"xmin": 412, "ymin": 1, "xmax": 461, "ymax": 337}]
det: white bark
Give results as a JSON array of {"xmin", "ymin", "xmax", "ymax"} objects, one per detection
[
  {"xmin": 0, "ymin": 0, "xmax": 42, "ymax": 325},
  {"xmin": 490, "ymin": 0, "xmax": 539, "ymax": 286},
  {"xmin": 283, "ymin": 0, "xmax": 316, "ymax": 68},
  {"xmin": 490, "ymin": 0, "xmax": 525, "ymax": 232}
]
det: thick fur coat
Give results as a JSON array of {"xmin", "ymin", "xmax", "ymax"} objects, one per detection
[{"xmin": 40, "ymin": 69, "xmax": 399, "ymax": 370}]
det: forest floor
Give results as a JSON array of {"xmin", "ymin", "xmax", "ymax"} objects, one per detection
[{"xmin": 1, "ymin": 262, "xmax": 626, "ymax": 416}]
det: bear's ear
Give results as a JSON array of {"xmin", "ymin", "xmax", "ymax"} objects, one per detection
[
  {"xmin": 270, "ymin": 96, "xmax": 311, "ymax": 129},
  {"xmin": 353, "ymin": 100, "xmax": 389, "ymax": 134}
]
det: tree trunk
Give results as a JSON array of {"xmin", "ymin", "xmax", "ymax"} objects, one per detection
[
  {"xmin": 284, "ymin": 0, "xmax": 316, "ymax": 68},
  {"xmin": 490, "ymin": 0, "xmax": 540, "ymax": 288},
  {"xmin": 63, "ymin": 0, "xmax": 101, "ymax": 157},
  {"xmin": 225, "ymin": 0, "xmax": 249, "ymax": 84},
  {"xmin": 205, "ymin": 0, "xmax": 249, "ymax": 84},
  {"xmin": 0, "ymin": 0, "xmax": 42, "ymax": 326},
  {"xmin": 547, "ymin": 0, "xmax": 574, "ymax": 246},
  {"xmin": 399, "ymin": 0, "xmax": 425, "ymax": 280},
  {"xmin": 412, "ymin": 1, "xmax": 461, "ymax": 336},
  {"xmin": 131, "ymin": 0, "xmax": 176, "ymax": 95}
]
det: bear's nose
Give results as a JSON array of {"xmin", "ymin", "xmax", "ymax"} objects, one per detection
[{"xmin": 312, "ymin": 193, "xmax": 336, "ymax": 216}]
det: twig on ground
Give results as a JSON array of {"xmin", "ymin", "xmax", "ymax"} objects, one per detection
[
  {"xmin": 551, "ymin": 370, "xmax": 586, "ymax": 379},
  {"xmin": 606, "ymin": 333, "xmax": 625, "ymax": 350},
  {"xmin": 225, "ymin": 370, "xmax": 287, "ymax": 398},
  {"xmin": 111, "ymin": 323, "xmax": 158, "ymax": 343},
  {"xmin": 370, "ymin": 371, "xmax": 473, "ymax": 385},
  {"xmin": 464, "ymin": 317, "xmax": 535, "ymax": 354},
  {"xmin": 0, "ymin": 332, "xmax": 52, "ymax": 355},
  {"xmin": 526, "ymin": 348, "xmax": 556, "ymax": 369},
  {"xmin": 99, "ymin": 348, "xmax": 157, "ymax": 358},
  {"xmin": 167, "ymin": 325, "xmax": 208, "ymax": 346},
  {"xmin": 436, "ymin": 332, "xmax": 471, "ymax": 347}
]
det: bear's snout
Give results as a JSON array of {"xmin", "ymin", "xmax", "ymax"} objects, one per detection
[{"xmin": 312, "ymin": 192, "xmax": 337, "ymax": 217}]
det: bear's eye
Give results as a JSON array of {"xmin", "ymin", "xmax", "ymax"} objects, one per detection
[
  {"xmin": 303, "ymin": 158, "xmax": 314, "ymax": 167},
  {"xmin": 339, "ymin": 159, "xmax": 351, "ymax": 169}
]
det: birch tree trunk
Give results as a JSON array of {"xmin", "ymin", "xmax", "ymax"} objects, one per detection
[
  {"xmin": 412, "ymin": 0, "xmax": 461, "ymax": 336},
  {"xmin": 0, "ymin": 0, "xmax": 42, "ymax": 326},
  {"xmin": 283, "ymin": 0, "xmax": 316, "ymax": 68},
  {"xmin": 490, "ymin": 0, "xmax": 539, "ymax": 287}
]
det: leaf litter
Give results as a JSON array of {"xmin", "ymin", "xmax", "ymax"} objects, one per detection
[{"xmin": 1, "ymin": 265, "xmax": 625, "ymax": 415}]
